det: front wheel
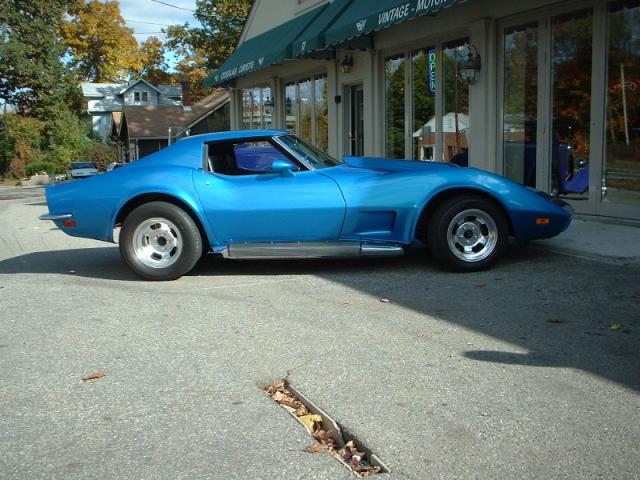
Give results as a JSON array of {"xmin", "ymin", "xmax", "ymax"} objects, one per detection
[
  {"xmin": 427, "ymin": 195, "xmax": 508, "ymax": 272},
  {"xmin": 119, "ymin": 202, "xmax": 203, "ymax": 281}
]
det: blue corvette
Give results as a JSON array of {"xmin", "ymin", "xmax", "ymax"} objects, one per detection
[{"xmin": 40, "ymin": 130, "xmax": 572, "ymax": 280}]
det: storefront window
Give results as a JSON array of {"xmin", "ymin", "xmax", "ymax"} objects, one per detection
[
  {"xmin": 299, "ymin": 79, "xmax": 313, "ymax": 143},
  {"xmin": 284, "ymin": 75, "xmax": 328, "ymax": 152},
  {"xmin": 385, "ymin": 54, "xmax": 406, "ymax": 159},
  {"xmin": 314, "ymin": 75, "xmax": 329, "ymax": 152},
  {"xmin": 240, "ymin": 87, "xmax": 272, "ymax": 129},
  {"xmin": 412, "ymin": 48, "xmax": 437, "ymax": 160},
  {"xmin": 242, "ymin": 90, "xmax": 252, "ymax": 130},
  {"xmin": 285, "ymin": 83, "xmax": 297, "ymax": 132},
  {"xmin": 442, "ymin": 39, "xmax": 470, "ymax": 163},
  {"xmin": 503, "ymin": 23, "xmax": 539, "ymax": 187},
  {"xmin": 604, "ymin": 0, "xmax": 640, "ymax": 206},
  {"xmin": 551, "ymin": 10, "xmax": 592, "ymax": 199}
]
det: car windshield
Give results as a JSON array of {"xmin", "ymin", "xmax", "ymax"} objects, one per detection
[
  {"xmin": 71, "ymin": 162, "xmax": 96, "ymax": 169},
  {"xmin": 276, "ymin": 135, "xmax": 342, "ymax": 170}
]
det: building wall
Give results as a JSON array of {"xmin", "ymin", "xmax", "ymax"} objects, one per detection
[
  {"xmin": 123, "ymin": 83, "xmax": 160, "ymax": 106},
  {"xmin": 189, "ymin": 104, "xmax": 231, "ymax": 136},
  {"xmin": 91, "ymin": 113, "xmax": 113, "ymax": 142},
  {"xmin": 242, "ymin": 0, "xmax": 329, "ymax": 41},
  {"xmin": 230, "ymin": 0, "xmax": 640, "ymax": 220}
]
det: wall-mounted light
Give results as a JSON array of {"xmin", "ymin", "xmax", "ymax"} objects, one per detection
[
  {"xmin": 264, "ymin": 97, "xmax": 274, "ymax": 115},
  {"xmin": 340, "ymin": 54, "xmax": 354, "ymax": 74},
  {"xmin": 460, "ymin": 45, "xmax": 481, "ymax": 85}
]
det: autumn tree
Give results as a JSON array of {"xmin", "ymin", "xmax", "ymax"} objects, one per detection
[
  {"xmin": 0, "ymin": 0, "xmax": 79, "ymax": 119},
  {"xmin": 164, "ymin": 0, "xmax": 251, "ymax": 100},
  {"xmin": 138, "ymin": 36, "xmax": 173, "ymax": 85},
  {"xmin": 61, "ymin": 0, "xmax": 142, "ymax": 82}
]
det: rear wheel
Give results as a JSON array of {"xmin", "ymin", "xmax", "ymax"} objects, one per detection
[
  {"xmin": 119, "ymin": 202, "xmax": 203, "ymax": 280},
  {"xmin": 427, "ymin": 195, "xmax": 508, "ymax": 272}
]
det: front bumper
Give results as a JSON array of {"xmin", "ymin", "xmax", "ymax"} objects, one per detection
[
  {"xmin": 550, "ymin": 196, "xmax": 575, "ymax": 215},
  {"xmin": 39, "ymin": 213, "xmax": 73, "ymax": 221}
]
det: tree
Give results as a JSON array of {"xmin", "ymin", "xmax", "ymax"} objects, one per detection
[
  {"xmin": 61, "ymin": 0, "xmax": 141, "ymax": 82},
  {"xmin": 138, "ymin": 36, "xmax": 173, "ymax": 85},
  {"xmin": 164, "ymin": 0, "xmax": 251, "ymax": 100},
  {"xmin": 0, "ymin": 0, "xmax": 79, "ymax": 119}
]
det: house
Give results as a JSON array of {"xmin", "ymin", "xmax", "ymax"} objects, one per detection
[
  {"xmin": 205, "ymin": 0, "xmax": 640, "ymax": 222},
  {"xmin": 116, "ymin": 89, "xmax": 230, "ymax": 162},
  {"xmin": 80, "ymin": 79, "xmax": 183, "ymax": 142}
]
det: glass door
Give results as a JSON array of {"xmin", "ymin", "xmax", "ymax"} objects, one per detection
[
  {"xmin": 550, "ymin": 9, "xmax": 593, "ymax": 200},
  {"xmin": 347, "ymin": 84, "xmax": 364, "ymax": 156},
  {"xmin": 603, "ymin": 0, "xmax": 640, "ymax": 210},
  {"xmin": 500, "ymin": 8, "xmax": 594, "ymax": 205},
  {"xmin": 502, "ymin": 23, "xmax": 539, "ymax": 188}
]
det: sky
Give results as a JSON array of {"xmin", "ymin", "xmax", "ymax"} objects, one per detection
[
  {"xmin": 118, "ymin": 0, "xmax": 202, "ymax": 68},
  {"xmin": 119, "ymin": 0, "xmax": 200, "ymax": 43}
]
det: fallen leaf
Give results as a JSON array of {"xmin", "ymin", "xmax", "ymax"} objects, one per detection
[
  {"xmin": 294, "ymin": 404, "xmax": 309, "ymax": 417},
  {"xmin": 303, "ymin": 443, "xmax": 328, "ymax": 453},
  {"xmin": 312, "ymin": 429, "xmax": 333, "ymax": 444},
  {"xmin": 545, "ymin": 318, "xmax": 567, "ymax": 324},
  {"xmin": 82, "ymin": 372, "xmax": 106, "ymax": 381},
  {"xmin": 610, "ymin": 323, "xmax": 622, "ymax": 331},
  {"xmin": 298, "ymin": 414, "xmax": 322, "ymax": 432},
  {"xmin": 379, "ymin": 298, "xmax": 390, "ymax": 303}
]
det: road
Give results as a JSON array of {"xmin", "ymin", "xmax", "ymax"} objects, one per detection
[{"xmin": 1, "ymin": 186, "xmax": 639, "ymax": 479}]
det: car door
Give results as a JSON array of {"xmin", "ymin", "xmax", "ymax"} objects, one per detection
[{"xmin": 192, "ymin": 139, "xmax": 346, "ymax": 243}]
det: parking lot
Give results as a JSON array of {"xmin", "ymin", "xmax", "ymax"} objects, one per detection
[{"xmin": 1, "ymin": 186, "xmax": 639, "ymax": 479}]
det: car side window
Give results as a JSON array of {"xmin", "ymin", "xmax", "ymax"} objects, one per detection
[{"xmin": 207, "ymin": 140, "xmax": 300, "ymax": 176}]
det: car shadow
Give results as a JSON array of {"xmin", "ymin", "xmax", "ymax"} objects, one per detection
[
  {"xmin": 1, "ymin": 243, "xmax": 638, "ymax": 390},
  {"xmin": 0, "ymin": 247, "xmax": 139, "ymax": 281}
]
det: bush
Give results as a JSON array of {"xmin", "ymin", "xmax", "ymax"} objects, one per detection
[
  {"xmin": 25, "ymin": 161, "xmax": 57, "ymax": 177},
  {"xmin": 81, "ymin": 143, "xmax": 118, "ymax": 171},
  {"xmin": 0, "ymin": 114, "xmax": 45, "ymax": 178},
  {"xmin": 0, "ymin": 108, "xmax": 97, "ymax": 178}
]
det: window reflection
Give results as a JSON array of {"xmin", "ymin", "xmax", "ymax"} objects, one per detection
[
  {"xmin": 442, "ymin": 39, "xmax": 470, "ymax": 164},
  {"xmin": 605, "ymin": 0, "xmax": 640, "ymax": 205},
  {"xmin": 299, "ymin": 79, "xmax": 312, "ymax": 143},
  {"xmin": 412, "ymin": 48, "xmax": 437, "ymax": 161},
  {"xmin": 240, "ymin": 87, "xmax": 272, "ymax": 130},
  {"xmin": 385, "ymin": 54, "xmax": 406, "ymax": 159},
  {"xmin": 314, "ymin": 76, "xmax": 329, "ymax": 152},
  {"xmin": 503, "ymin": 24, "xmax": 538, "ymax": 187},
  {"xmin": 551, "ymin": 10, "xmax": 592, "ymax": 198}
]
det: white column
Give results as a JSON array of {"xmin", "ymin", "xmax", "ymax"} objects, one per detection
[{"xmin": 467, "ymin": 19, "xmax": 495, "ymax": 172}]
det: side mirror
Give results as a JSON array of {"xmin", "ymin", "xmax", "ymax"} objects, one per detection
[{"xmin": 271, "ymin": 159, "xmax": 294, "ymax": 176}]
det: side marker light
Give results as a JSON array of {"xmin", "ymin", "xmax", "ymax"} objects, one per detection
[{"xmin": 536, "ymin": 218, "xmax": 550, "ymax": 225}]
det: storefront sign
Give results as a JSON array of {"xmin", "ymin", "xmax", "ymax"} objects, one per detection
[{"xmin": 428, "ymin": 49, "xmax": 437, "ymax": 93}]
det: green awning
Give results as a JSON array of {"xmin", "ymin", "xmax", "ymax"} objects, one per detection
[
  {"xmin": 205, "ymin": 5, "xmax": 328, "ymax": 87},
  {"xmin": 324, "ymin": 0, "xmax": 464, "ymax": 47},
  {"xmin": 291, "ymin": 0, "xmax": 353, "ymax": 58}
]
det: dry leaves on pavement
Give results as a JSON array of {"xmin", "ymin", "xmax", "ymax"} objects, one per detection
[{"xmin": 263, "ymin": 381, "xmax": 381, "ymax": 476}]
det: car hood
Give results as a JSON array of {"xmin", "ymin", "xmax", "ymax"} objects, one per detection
[{"xmin": 339, "ymin": 156, "xmax": 460, "ymax": 174}]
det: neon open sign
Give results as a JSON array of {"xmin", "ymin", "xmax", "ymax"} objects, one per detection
[{"xmin": 428, "ymin": 49, "xmax": 437, "ymax": 93}]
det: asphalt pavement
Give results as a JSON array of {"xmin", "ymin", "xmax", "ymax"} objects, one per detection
[{"xmin": 0, "ymin": 186, "xmax": 639, "ymax": 479}]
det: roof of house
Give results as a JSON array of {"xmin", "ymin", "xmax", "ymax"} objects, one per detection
[
  {"xmin": 80, "ymin": 81, "xmax": 182, "ymax": 98},
  {"xmin": 121, "ymin": 89, "xmax": 230, "ymax": 138},
  {"xmin": 80, "ymin": 83, "xmax": 122, "ymax": 98}
]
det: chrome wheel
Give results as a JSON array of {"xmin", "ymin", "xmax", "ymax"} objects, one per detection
[
  {"xmin": 132, "ymin": 217, "xmax": 183, "ymax": 269},
  {"xmin": 446, "ymin": 209, "xmax": 498, "ymax": 262}
]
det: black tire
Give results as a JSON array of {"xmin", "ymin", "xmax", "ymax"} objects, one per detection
[
  {"xmin": 427, "ymin": 195, "xmax": 509, "ymax": 272},
  {"xmin": 119, "ymin": 201, "xmax": 203, "ymax": 281}
]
